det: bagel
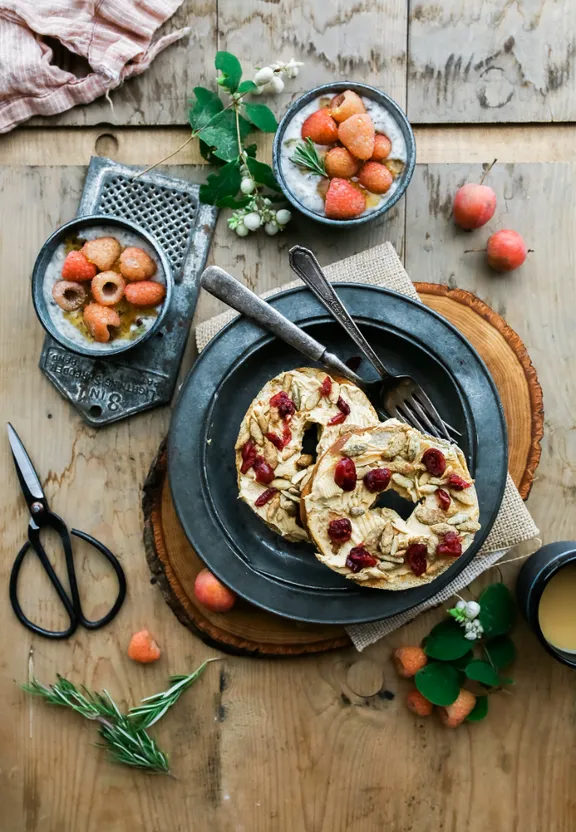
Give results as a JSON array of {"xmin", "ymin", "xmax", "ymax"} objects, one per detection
[
  {"xmin": 235, "ymin": 367, "xmax": 379, "ymax": 542},
  {"xmin": 301, "ymin": 420, "xmax": 480, "ymax": 589}
]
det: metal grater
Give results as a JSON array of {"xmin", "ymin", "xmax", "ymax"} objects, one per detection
[{"xmin": 39, "ymin": 157, "xmax": 218, "ymax": 427}]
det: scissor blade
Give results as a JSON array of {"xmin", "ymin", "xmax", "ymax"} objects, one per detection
[{"xmin": 7, "ymin": 423, "xmax": 45, "ymax": 505}]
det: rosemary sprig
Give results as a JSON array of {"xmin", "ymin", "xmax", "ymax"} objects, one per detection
[
  {"xmin": 22, "ymin": 660, "xmax": 218, "ymax": 775},
  {"xmin": 291, "ymin": 137, "xmax": 327, "ymax": 177},
  {"xmin": 128, "ymin": 658, "xmax": 219, "ymax": 728}
]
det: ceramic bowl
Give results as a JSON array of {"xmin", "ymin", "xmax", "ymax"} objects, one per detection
[
  {"xmin": 32, "ymin": 214, "xmax": 173, "ymax": 357},
  {"xmin": 272, "ymin": 81, "xmax": 416, "ymax": 227},
  {"xmin": 516, "ymin": 541, "xmax": 576, "ymax": 668}
]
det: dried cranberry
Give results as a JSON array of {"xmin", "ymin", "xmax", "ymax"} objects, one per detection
[
  {"xmin": 240, "ymin": 439, "xmax": 258, "ymax": 474},
  {"xmin": 345, "ymin": 355, "xmax": 362, "ymax": 372},
  {"xmin": 436, "ymin": 488, "xmax": 451, "ymax": 511},
  {"xmin": 336, "ymin": 396, "xmax": 350, "ymax": 415},
  {"xmin": 422, "ymin": 448, "xmax": 447, "ymax": 477},
  {"xmin": 406, "ymin": 543, "xmax": 428, "ymax": 577},
  {"xmin": 269, "ymin": 391, "xmax": 296, "ymax": 418},
  {"xmin": 253, "ymin": 458, "xmax": 275, "ymax": 485},
  {"xmin": 254, "ymin": 487, "xmax": 278, "ymax": 507},
  {"xmin": 282, "ymin": 423, "xmax": 292, "ymax": 447},
  {"xmin": 436, "ymin": 531, "xmax": 462, "ymax": 558},
  {"xmin": 346, "ymin": 546, "xmax": 378, "ymax": 573},
  {"xmin": 328, "ymin": 518, "xmax": 352, "ymax": 543},
  {"xmin": 266, "ymin": 431, "xmax": 284, "ymax": 451},
  {"xmin": 334, "ymin": 457, "xmax": 357, "ymax": 491},
  {"xmin": 328, "ymin": 411, "xmax": 347, "ymax": 426},
  {"xmin": 364, "ymin": 468, "xmax": 391, "ymax": 493},
  {"xmin": 448, "ymin": 473, "xmax": 471, "ymax": 491},
  {"xmin": 321, "ymin": 376, "xmax": 333, "ymax": 396}
]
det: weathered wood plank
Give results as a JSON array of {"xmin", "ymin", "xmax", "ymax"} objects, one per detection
[
  {"xmin": 408, "ymin": 1, "xmax": 576, "ymax": 123},
  {"xmin": 218, "ymin": 0, "xmax": 408, "ymax": 109},
  {"xmin": 27, "ymin": 0, "xmax": 217, "ymax": 128}
]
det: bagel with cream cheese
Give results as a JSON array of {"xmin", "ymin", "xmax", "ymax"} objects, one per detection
[
  {"xmin": 301, "ymin": 420, "xmax": 480, "ymax": 589},
  {"xmin": 235, "ymin": 367, "xmax": 379, "ymax": 542}
]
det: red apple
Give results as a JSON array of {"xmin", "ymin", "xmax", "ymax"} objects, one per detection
[
  {"xmin": 194, "ymin": 568, "xmax": 237, "ymax": 612},
  {"xmin": 487, "ymin": 229, "xmax": 527, "ymax": 272},
  {"xmin": 453, "ymin": 183, "xmax": 497, "ymax": 229}
]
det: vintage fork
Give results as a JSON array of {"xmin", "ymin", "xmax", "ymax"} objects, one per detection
[{"xmin": 288, "ymin": 245, "xmax": 457, "ymax": 441}]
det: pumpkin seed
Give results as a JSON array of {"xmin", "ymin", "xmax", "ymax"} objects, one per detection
[
  {"xmin": 296, "ymin": 453, "xmax": 314, "ymax": 469},
  {"xmin": 341, "ymin": 441, "xmax": 368, "ymax": 458},
  {"xmin": 249, "ymin": 417, "xmax": 264, "ymax": 445},
  {"xmin": 447, "ymin": 512, "xmax": 469, "ymax": 525},
  {"xmin": 350, "ymin": 507, "xmax": 366, "ymax": 517}
]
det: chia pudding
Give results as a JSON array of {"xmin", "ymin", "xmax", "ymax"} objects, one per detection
[
  {"xmin": 43, "ymin": 225, "xmax": 166, "ymax": 352},
  {"xmin": 279, "ymin": 90, "xmax": 408, "ymax": 220}
]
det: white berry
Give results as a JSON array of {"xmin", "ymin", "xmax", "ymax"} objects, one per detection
[
  {"xmin": 243, "ymin": 212, "xmax": 262, "ymax": 231},
  {"xmin": 464, "ymin": 631, "xmax": 478, "ymax": 641},
  {"xmin": 275, "ymin": 209, "xmax": 292, "ymax": 226},
  {"xmin": 254, "ymin": 67, "xmax": 274, "ymax": 86},
  {"xmin": 235, "ymin": 223, "xmax": 249, "ymax": 237},
  {"xmin": 455, "ymin": 600, "xmax": 466, "ymax": 611},
  {"xmin": 286, "ymin": 66, "xmax": 299, "ymax": 79},
  {"xmin": 265, "ymin": 222, "xmax": 279, "ymax": 236},
  {"xmin": 240, "ymin": 178, "xmax": 255, "ymax": 195},
  {"xmin": 268, "ymin": 75, "xmax": 285, "ymax": 94},
  {"xmin": 464, "ymin": 601, "xmax": 481, "ymax": 620}
]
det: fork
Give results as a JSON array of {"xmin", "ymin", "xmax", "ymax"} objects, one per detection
[{"xmin": 288, "ymin": 245, "xmax": 457, "ymax": 441}]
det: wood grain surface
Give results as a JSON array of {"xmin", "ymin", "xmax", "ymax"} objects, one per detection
[{"xmin": 1, "ymin": 6, "xmax": 576, "ymax": 827}]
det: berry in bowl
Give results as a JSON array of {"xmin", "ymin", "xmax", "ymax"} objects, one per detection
[
  {"xmin": 32, "ymin": 215, "xmax": 173, "ymax": 357},
  {"xmin": 273, "ymin": 82, "xmax": 415, "ymax": 226}
]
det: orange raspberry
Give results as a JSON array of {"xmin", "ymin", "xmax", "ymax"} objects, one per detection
[
  {"xmin": 82, "ymin": 236, "xmax": 121, "ymax": 271},
  {"xmin": 329, "ymin": 89, "xmax": 366, "ymax": 123},
  {"xmin": 119, "ymin": 247, "xmax": 158, "ymax": 281},
  {"xmin": 127, "ymin": 629, "xmax": 161, "ymax": 664},
  {"xmin": 91, "ymin": 271, "xmax": 125, "ymax": 306},
  {"xmin": 83, "ymin": 303, "xmax": 121, "ymax": 343},
  {"xmin": 324, "ymin": 178, "xmax": 366, "ymax": 220},
  {"xmin": 438, "ymin": 689, "xmax": 476, "ymax": 727},
  {"xmin": 62, "ymin": 250, "xmax": 97, "ymax": 282},
  {"xmin": 392, "ymin": 646, "xmax": 428, "ymax": 678},
  {"xmin": 337, "ymin": 113, "xmax": 375, "ymax": 160},
  {"xmin": 358, "ymin": 161, "xmax": 394, "ymax": 194},
  {"xmin": 52, "ymin": 280, "xmax": 87, "ymax": 311},
  {"xmin": 324, "ymin": 147, "xmax": 361, "ymax": 179},
  {"xmin": 372, "ymin": 133, "xmax": 392, "ymax": 161},
  {"xmin": 301, "ymin": 108, "xmax": 339, "ymax": 145},
  {"xmin": 406, "ymin": 689, "xmax": 433, "ymax": 716},
  {"xmin": 125, "ymin": 280, "xmax": 166, "ymax": 307}
]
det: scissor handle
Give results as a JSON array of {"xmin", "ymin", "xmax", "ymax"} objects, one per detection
[{"xmin": 9, "ymin": 515, "xmax": 127, "ymax": 639}]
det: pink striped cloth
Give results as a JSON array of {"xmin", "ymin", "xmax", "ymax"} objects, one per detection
[{"xmin": 0, "ymin": 0, "xmax": 189, "ymax": 132}]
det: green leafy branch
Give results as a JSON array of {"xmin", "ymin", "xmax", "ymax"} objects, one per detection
[
  {"xmin": 22, "ymin": 659, "xmax": 218, "ymax": 775},
  {"xmin": 415, "ymin": 583, "xmax": 517, "ymax": 723}
]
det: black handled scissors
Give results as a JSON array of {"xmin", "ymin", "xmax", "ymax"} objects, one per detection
[{"xmin": 8, "ymin": 423, "xmax": 127, "ymax": 639}]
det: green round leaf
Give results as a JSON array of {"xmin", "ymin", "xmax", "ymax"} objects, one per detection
[
  {"xmin": 452, "ymin": 650, "xmax": 474, "ymax": 670},
  {"xmin": 246, "ymin": 157, "xmax": 281, "ymax": 191},
  {"xmin": 465, "ymin": 659, "xmax": 500, "ymax": 687},
  {"xmin": 424, "ymin": 619, "xmax": 472, "ymax": 661},
  {"xmin": 237, "ymin": 80, "xmax": 258, "ymax": 94},
  {"xmin": 478, "ymin": 583, "xmax": 515, "ymax": 637},
  {"xmin": 415, "ymin": 663, "xmax": 460, "ymax": 706},
  {"xmin": 243, "ymin": 102, "xmax": 278, "ymax": 133},
  {"xmin": 466, "ymin": 695, "xmax": 489, "ymax": 722},
  {"xmin": 484, "ymin": 636, "xmax": 516, "ymax": 668},
  {"xmin": 215, "ymin": 51, "xmax": 242, "ymax": 92}
]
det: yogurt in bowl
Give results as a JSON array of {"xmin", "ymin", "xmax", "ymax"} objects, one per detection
[
  {"xmin": 32, "ymin": 215, "xmax": 173, "ymax": 357},
  {"xmin": 273, "ymin": 82, "xmax": 415, "ymax": 227}
]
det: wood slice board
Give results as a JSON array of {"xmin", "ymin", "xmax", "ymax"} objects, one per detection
[{"xmin": 143, "ymin": 284, "xmax": 543, "ymax": 656}]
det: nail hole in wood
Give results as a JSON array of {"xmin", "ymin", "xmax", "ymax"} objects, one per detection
[{"xmin": 95, "ymin": 132, "xmax": 119, "ymax": 158}]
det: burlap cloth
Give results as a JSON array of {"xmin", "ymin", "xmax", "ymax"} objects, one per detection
[{"xmin": 196, "ymin": 242, "xmax": 539, "ymax": 650}]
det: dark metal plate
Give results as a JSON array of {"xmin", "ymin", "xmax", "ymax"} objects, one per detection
[{"xmin": 168, "ymin": 285, "xmax": 507, "ymax": 625}]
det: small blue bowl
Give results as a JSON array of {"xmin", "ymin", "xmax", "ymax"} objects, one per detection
[
  {"xmin": 272, "ymin": 81, "xmax": 416, "ymax": 227},
  {"xmin": 32, "ymin": 214, "xmax": 173, "ymax": 358}
]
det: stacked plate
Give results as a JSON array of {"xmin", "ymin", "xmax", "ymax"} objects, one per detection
[{"xmin": 168, "ymin": 285, "xmax": 507, "ymax": 625}]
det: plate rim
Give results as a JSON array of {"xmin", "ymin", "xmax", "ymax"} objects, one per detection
[{"xmin": 168, "ymin": 283, "xmax": 508, "ymax": 624}]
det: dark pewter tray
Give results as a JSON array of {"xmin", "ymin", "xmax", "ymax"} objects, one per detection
[{"xmin": 168, "ymin": 284, "xmax": 508, "ymax": 625}]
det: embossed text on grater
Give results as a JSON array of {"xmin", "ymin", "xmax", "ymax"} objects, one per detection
[{"xmin": 98, "ymin": 175, "xmax": 196, "ymax": 282}]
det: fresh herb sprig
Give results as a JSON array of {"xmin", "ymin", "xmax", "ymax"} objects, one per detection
[
  {"xmin": 291, "ymin": 138, "xmax": 327, "ymax": 177},
  {"xmin": 22, "ymin": 659, "xmax": 218, "ymax": 775}
]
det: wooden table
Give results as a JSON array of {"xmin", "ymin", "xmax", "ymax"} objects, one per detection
[{"xmin": 1, "ymin": 3, "xmax": 575, "ymax": 830}]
